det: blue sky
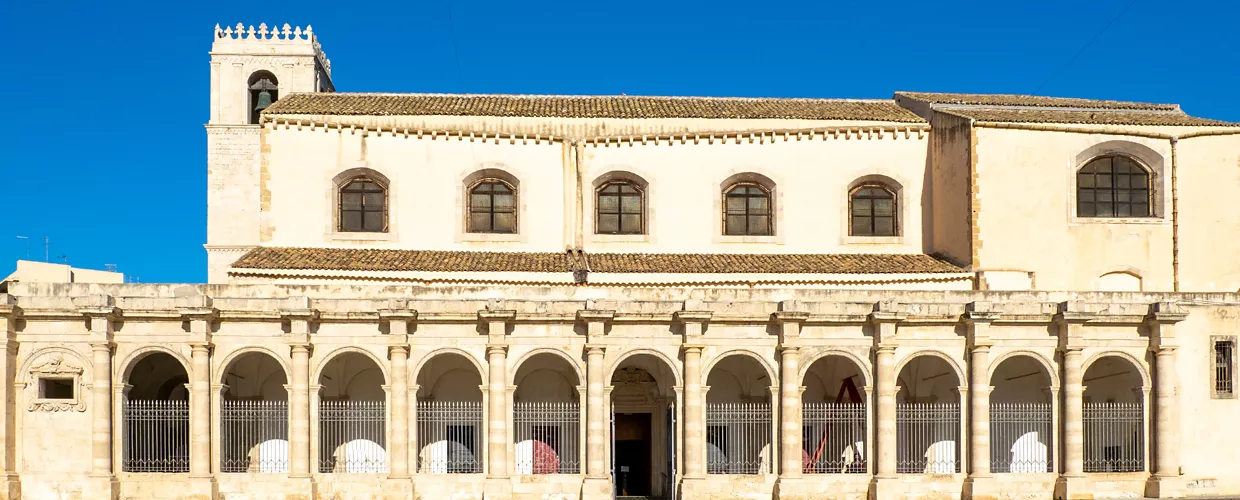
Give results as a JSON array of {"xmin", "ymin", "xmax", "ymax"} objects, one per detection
[{"xmin": 1, "ymin": 0, "xmax": 1236, "ymax": 283}]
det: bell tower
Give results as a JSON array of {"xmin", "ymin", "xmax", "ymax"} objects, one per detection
[{"xmin": 205, "ymin": 23, "xmax": 334, "ymax": 283}]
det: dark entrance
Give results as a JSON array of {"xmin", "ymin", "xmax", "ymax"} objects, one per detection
[{"xmin": 614, "ymin": 412, "xmax": 652, "ymax": 497}]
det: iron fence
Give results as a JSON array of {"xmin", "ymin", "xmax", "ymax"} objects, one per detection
[
  {"xmin": 514, "ymin": 401, "xmax": 580, "ymax": 474},
  {"xmin": 705, "ymin": 402, "xmax": 772, "ymax": 474},
  {"xmin": 318, "ymin": 400, "xmax": 387, "ymax": 473},
  {"xmin": 896, "ymin": 403, "xmax": 960, "ymax": 474},
  {"xmin": 221, "ymin": 399, "xmax": 289, "ymax": 473},
  {"xmin": 802, "ymin": 403, "xmax": 866, "ymax": 473},
  {"xmin": 122, "ymin": 399, "xmax": 190, "ymax": 473},
  {"xmin": 989, "ymin": 402, "xmax": 1053, "ymax": 473},
  {"xmin": 1083, "ymin": 402, "xmax": 1144, "ymax": 473},
  {"xmin": 417, "ymin": 400, "xmax": 483, "ymax": 473}
]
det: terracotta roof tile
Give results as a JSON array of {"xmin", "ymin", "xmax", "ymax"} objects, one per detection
[
  {"xmin": 262, "ymin": 93, "xmax": 925, "ymax": 122},
  {"xmin": 896, "ymin": 91, "xmax": 1178, "ymax": 111},
  {"xmin": 230, "ymin": 247, "xmax": 966, "ymax": 275},
  {"xmin": 944, "ymin": 108, "xmax": 1237, "ymax": 127}
]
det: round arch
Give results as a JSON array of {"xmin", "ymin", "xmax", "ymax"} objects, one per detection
[
  {"xmin": 17, "ymin": 346, "xmax": 93, "ymax": 383},
  {"xmin": 592, "ymin": 170, "xmax": 650, "ymax": 190},
  {"xmin": 702, "ymin": 348, "xmax": 778, "ymax": 386},
  {"xmin": 412, "ymin": 347, "xmax": 488, "ymax": 384},
  {"xmin": 987, "ymin": 350, "xmax": 1060, "ymax": 388},
  {"xmin": 215, "ymin": 346, "xmax": 291, "ymax": 385},
  {"xmin": 332, "ymin": 166, "xmax": 390, "ymax": 189},
  {"xmin": 894, "ymin": 350, "xmax": 966, "ymax": 386},
  {"xmin": 117, "ymin": 346, "xmax": 192, "ymax": 384},
  {"xmin": 509, "ymin": 347, "xmax": 585, "ymax": 386},
  {"xmin": 605, "ymin": 348, "xmax": 682, "ymax": 387},
  {"xmin": 312, "ymin": 346, "xmax": 389, "ymax": 386},
  {"xmin": 798, "ymin": 349, "xmax": 874, "ymax": 388},
  {"xmin": 1081, "ymin": 351, "xmax": 1151, "ymax": 388}
]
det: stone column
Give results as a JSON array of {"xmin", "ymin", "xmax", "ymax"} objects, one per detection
[
  {"xmin": 586, "ymin": 346, "xmax": 607, "ymax": 478},
  {"xmin": 1061, "ymin": 347, "xmax": 1084, "ymax": 477},
  {"xmin": 189, "ymin": 344, "xmax": 212, "ymax": 475},
  {"xmin": 480, "ymin": 309, "xmax": 515, "ymax": 485},
  {"xmin": 289, "ymin": 343, "xmax": 311, "ymax": 476},
  {"xmin": 963, "ymin": 303, "xmax": 999, "ymax": 492},
  {"xmin": 90, "ymin": 341, "xmax": 114, "ymax": 476},
  {"xmin": 388, "ymin": 346, "xmax": 410, "ymax": 478},
  {"xmin": 676, "ymin": 309, "xmax": 711, "ymax": 483},
  {"xmin": 779, "ymin": 346, "xmax": 802, "ymax": 479},
  {"xmin": 1146, "ymin": 302, "xmax": 1187, "ymax": 498},
  {"xmin": 870, "ymin": 302, "xmax": 904, "ymax": 492},
  {"xmin": 0, "ymin": 295, "xmax": 20, "ymax": 499}
]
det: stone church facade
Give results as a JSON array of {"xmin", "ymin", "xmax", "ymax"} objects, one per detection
[{"xmin": 1, "ymin": 22, "xmax": 1239, "ymax": 500}]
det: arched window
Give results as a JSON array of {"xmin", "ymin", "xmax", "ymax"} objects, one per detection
[
  {"xmin": 468, "ymin": 179, "xmax": 517, "ymax": 234},
  {"xmin": 724, "ymin": 183, "xmax": 772, "ymax": 236},
  {"xmin": 1077, "ymin": 155, "xmax": 1151, "ymax": 218},
  {"xmin": 849, "ymin": 184, "xmax": 897, "ymax": 236},
  {"xmin": 338, "ymin": 177, "xmax": 387, "ymax": 232},
  {"xmin": 596, "ymin": 181, "xmax": 644, "ymax": 235},
  {"xmin": 248, "ymin": 71, "xmax": 279, "ymax": 125}
]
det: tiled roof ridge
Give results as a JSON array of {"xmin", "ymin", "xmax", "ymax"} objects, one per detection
[
  {"xmin": 895, "ymin": 91, "xmax": 1179, "ymax": 111},
  {"xmin": 280, "ymin": 91, "xmax": 901, "ymax": 104}
]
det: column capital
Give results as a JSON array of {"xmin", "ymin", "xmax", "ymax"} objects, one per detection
[
  {"xmin": 681, "ymin": 344, "xmax": 705, "ymax": 354},
  {"xmin": 88, "ymin": 340, "xmax": 114, "ymax": 352},
  {"xmin": 388, "ymin": 344, "xmax": 410, "ymax": 356},
  {"xmin": 778, "ymin": 345, "xmax": 801, "ymax": 355},
  {"xmin": 486, "ymin": 344, "xmax": 508, "ymax": 356},
  {"xmin": 188, "ymin": 342, "xmax": 212, "ymax": 353},
  {"xmin": 379, "ymin": 307, "xmax": 418, "ymax": 337},
  {"xmin": 584, "ymin": 344, "xmax": 607, "ymax": 355}
]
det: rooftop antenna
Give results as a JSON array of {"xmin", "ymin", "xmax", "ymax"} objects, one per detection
[
  {"xmin": 57, "ymin": 254, "xmax": 68, "ymax": 264},
  {"xmin": 104, "ymin": 264, "xmax": 118, "ymax": 273},
  {"xmin": 15, "ymin": 236, "xmax": 29, "ymax": 260},
  {"xmin": 42, "ymin": 237, "xmax": 49, "ymax": 262}
]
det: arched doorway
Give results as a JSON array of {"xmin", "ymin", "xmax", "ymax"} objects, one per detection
[
  {"xmin": 512, "ymin": 352, "xmax": 581, "ymax": 475},
  {"xmin": 122, "ymin": 351, "xmax": 190, "ymax": 472},
  {"xmin": 895, "ymin": 354, "xmax": 962, "ymax": 474},
  {"xmin": 220, "ymin": 351, "xmax": 289, "ymax": 473},
  {"xmin": 317, "ymin": 351, "xmax": 386, "ymax": 473},
  {"xmin": 989, "ymin": 355, "xmax": 1054, "ymax": 473},
  {"xmin": 415, "ymin": 351, "xmax": 484, "ymax": 474},
  {"xmin": 705, "ymin": 353, "xmax": 772, "ymax": 475},
  {"xmin": 1082, "ymin": 355, "xmax": 1146, "ymax": 473},
  {"xmin": 610, "ymin": 353, "xmax": 677, "ymax": 497},
  {"xmin": 801, "ymin": 354, "xmax": 867, "ymax": 474}
]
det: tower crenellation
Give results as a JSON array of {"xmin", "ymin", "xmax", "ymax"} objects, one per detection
[{"xmin": 212, "ymin": 23, "xmax": 331, "ymax": 76}]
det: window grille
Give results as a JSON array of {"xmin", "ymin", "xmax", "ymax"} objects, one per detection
[
  {"xmin": 849, "ymin": 184, "xmax": 897, "ymax": 236},
  {"xmin": 1077, "ymin": 155, "xmax": 1152, "ymax": 218},
  {"xmin": 221, "ymin": 400, "xmax": 289, "ymax": 473},
  {"xmin": 468, "ymin": 180, "xmax": 517, "ymax": 233},
  {"xmin": 895, "ymin": 403, "xmax": 960, "ymax": 474},
  {"xmin": 318, "ymin": 400, "xmax": 387, "ymax": 473},
  {"xmin": 417, "ymin": 401, "xmax": 483, "ymax": 473},
  {"xmin": 1216, "ymin": 340, "xmax": 1235, "ymax": 396},
  {"xmin": 1083, "ymin": 402, "xmax": 1144, "ymax": 473},
  {"xmin": 597, "ymin": 181, "xmax": 644, "ymax": 234},
  {"xmin": 801, "ymin": 403, "xmax": 866, "ymax": 473},
  {"xmin": 122, "ymin": 399, "xmax": 190, "ymax": 473},
  {"xmin": 723, "ymin": 183, "xmax": 772, "ymax": 236},
  {"xmin": 705, "ymin": 402, "xmax": 771, "ymax": 474},
  {"xmin": 514, "ymin": 401, "xmax": 580, "ymax": 474},
  {"xmin": 989, "ymin": 403, "xmax": 1053, "ymax": 473}
]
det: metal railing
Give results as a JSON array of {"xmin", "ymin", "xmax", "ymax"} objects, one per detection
[
  {"xmin": 896, "ymin": 403, "xmax": 960, "ymax": 474},
  {"xmin": 802, "ymin": 403, "xmax": 866, "ymax": 473},
  {"xmin": 122, "ymin": 399, "xmax": 190, "ymax": 473},
  {"xmin": 318, "ymin": 400, "xmax": 386, "ymax": 473},
  {"xmin": 1217, "ymin": 341, "xmax": 1235, "ymax": 395},
  {"xmin": 221, "ymin": 400, "xmax": 289, "ymax": 473},
  {"xmin": 706, "ymin": 402, "xmax": 771, "ymax": 474},
  {"xmin": 989, "ymin": 402, "xmax": 1052, "ymax": 473},
  {"xmin": 1083, "ymin": 402, "xmax": 1144, "ymax": 473},
  {"xmin": 417, "ymin": 401, "xmax": 483, "ymax": 473},
  {"xmin": 514, "ymin": 401, "xmax": 580, "ymax": 474}
]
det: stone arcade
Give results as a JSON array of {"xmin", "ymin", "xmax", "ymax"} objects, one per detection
[{"xmin": 1, "ymin": 22, "xmax": 1240, "ymax": 500}]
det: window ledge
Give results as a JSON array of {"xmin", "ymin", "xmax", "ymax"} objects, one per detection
[
  {"xmin": 325, "ymin": 231, "xmax": 397, "ymax": 242},
  {"xmin": 841, "ymin": 235, "xmax": 904, "ymax": 245},
  {"xmin": 591, "ymin": 233, "xmax": 650, "ymax": 243},
  {"xmin": 1069, "ymin": 216, "xmax": 1168, "ymax": 226},
  {"xmin": 460, "ymin": 232, "xmax": 522, "ymax": 242},
  {"xmin": 718, "ymin": 235, "xmax": 781, "ymax": 244}
]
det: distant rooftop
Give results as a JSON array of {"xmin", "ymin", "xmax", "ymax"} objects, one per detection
[{"xmin": 1, "ymin": 260, "xmax": 124, "ymax": 292}]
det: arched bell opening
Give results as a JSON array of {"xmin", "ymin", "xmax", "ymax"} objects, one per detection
[
  {"xmin": 801, "ymin": 355, "xmax": 868, "ymax": 474},
  {"xmin": 415, "ymin": 352, "xmax": 484, "ymax": 474},
  {"xmin": 609, "ymin": 353, "xmax": 677, "ymax": 497},
  {"xmin": 317, "ymin": 352, "xmax": 386, "ymax": 474},
  {"xmin": 895, "ymin": 355, "xmax": 962, "ymax": 474},
  {"xmin": 248, "ymin": 70, "xmax": 278, "ymax": 124},
  {"xmin": 705, "ymin": 354, "xmax": 773, "ymax": 475},
  {"xmin": 989, "ymin": 355, "xmax": 1054, "ymax": 473},
  {"xmin": 1082, "ymin": 356, "xmax": 1146, "ymax": 473},
  {"xmin": 121, "ymin": 352, "xmax": 190, "ymax": 473},
  {"xmin": 512, "ymin": 352, "xmax": 581, "ymax": 475},
  {"xmin": 220, "ymin": 351, "xmax": 289, "ymax": 473}
]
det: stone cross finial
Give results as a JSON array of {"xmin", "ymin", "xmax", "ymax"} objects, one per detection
[
  {"xmin": 258, "ymin": 23, "xmax": 268, "ymax": 38},
  {"xmin": 282, "ymin": 24, "xmax": 292, "ymax": 39}
]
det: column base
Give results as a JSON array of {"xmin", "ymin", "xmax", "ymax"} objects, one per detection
[
  {"xmin": 1054, "ymin": 474, "xmax": 1093, "ymax": 500},
  {"xmin": 774, "ymin": 476, "xmax": 813, "ymax": 500},
  {"xmin": 871, "ymin": 475, "xmax": 903, "ymax": 500},
  {"xmin": 82, "ymin": 475, "xmax": 119, "ymax": 500},
  {"xmin": 484, "ymin": 477, "xmax": 513, "ymax": 500},
  {"xmin": 184, "ymin": 475, "xmax": 219, "ymax": 500},
  {"xmin": 1145, "ymin": 474, "xmax": 1185, "ymax": 498},
  {"xmin": 582, "ymin": 476, "xmax": 612, "ymax": 500},
  {"xmin": 0, "ymin": 474, "xmax": 19, "ymax": 500},
  {"xmin": 963, "ymin": 474, "xmax": 1000, "ymax": 500},
  {"xmin": 283, "ymin": 474, "xmax": 314, "ymax": 500}
]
